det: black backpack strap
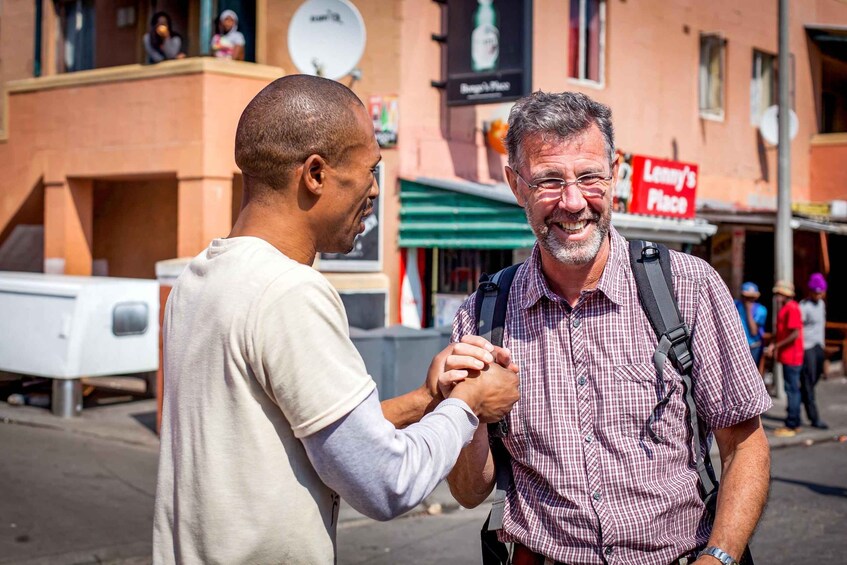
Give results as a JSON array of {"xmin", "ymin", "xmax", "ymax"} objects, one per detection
[
  {"xmin": 628, "ymin": 240, "xmax": 718, "ymax": 501},
  {"xmin": 473, "ymin": 263, "xmax": 520, "ymax": 533}
]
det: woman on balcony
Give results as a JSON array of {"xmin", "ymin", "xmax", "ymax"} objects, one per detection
[{"xmin": 143, "ymin": 12, "xmax": 187, "ymax": 64}]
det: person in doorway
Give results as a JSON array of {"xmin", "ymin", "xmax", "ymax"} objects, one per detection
[
  {"xmin": 448, "ymin": 90, "xmax": 771, "ymax": 565},
  {"xmin": 735, "ymin": 281, "xmax": 768, "ymax": 369},
  {"xmin": 766, "ymin": 280, "xmax": 804, "ymax": 437},
  {"xmin": 152, "ymin": 75, "xmax": 521, "ymax": 564},
  {"xmin": 143, "ymin": 12, "xmax": 186, "ymax": 64},
  {"xmin": 799, "ymin": 272, "xmax": 829, "ymax": 429},
  {"xmin": 211, "ymin": 9, "xmax": 246, "ymax": 60}
]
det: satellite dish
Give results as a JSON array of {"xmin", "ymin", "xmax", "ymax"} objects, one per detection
[
  {"xmin": 758, "ymin": 105, "xmax": 798, "ymax": 146},
  {"xmin": 287, "ymin": 0, "xmax": 366, "ymax": 80}
]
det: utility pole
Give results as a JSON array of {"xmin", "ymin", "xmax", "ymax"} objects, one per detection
[{"xmin": 773, "ymin": 0, "xmax": 792, "ymax": 399}]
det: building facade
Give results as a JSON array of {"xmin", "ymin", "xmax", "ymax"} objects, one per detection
[{"xmin": 1, "ymin": 0, "xmax": 846, "ymax": 329}]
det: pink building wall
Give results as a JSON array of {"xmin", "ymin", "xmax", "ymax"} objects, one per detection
[{"xmin": 397, "ymin": 0, "xmax": 847, "ymax": 209}]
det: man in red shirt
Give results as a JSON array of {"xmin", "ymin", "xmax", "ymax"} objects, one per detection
[{"xmin": 766, "ymin": 280, "xmax": 804, "ymax": 436}]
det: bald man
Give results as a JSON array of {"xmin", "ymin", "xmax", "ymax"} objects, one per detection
[{"xmin": 152, "ymin": 75, "xmax": 520, "ymax": 564}]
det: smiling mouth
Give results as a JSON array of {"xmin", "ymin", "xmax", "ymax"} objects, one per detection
[{"xmin": 553, "ymin": 220, "xmax": 591, "ymax": 233}]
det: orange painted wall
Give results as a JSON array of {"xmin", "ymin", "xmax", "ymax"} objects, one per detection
[
  {"xmin": 0, "ymin": 67, "xmax": 277, "ymax": 237},
  {"xmin": 0, "ymin": 62, "xmax": 281, "ymax": 281},
  {"xmin": 92, "ymin": 178, "xmax": 178, "ymax": 279},
  {"xmin": 810, "ymin": 141, "xmax": 847, "ymax": 202}
]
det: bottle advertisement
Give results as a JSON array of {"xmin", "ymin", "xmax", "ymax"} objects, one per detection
[
  {"xmin": 445, "ymin": 0, "xmax": 530, "ymax": 106},
  {"xmin": 369, "ymin": 95, "xmax": 399, "ymax": 149}
]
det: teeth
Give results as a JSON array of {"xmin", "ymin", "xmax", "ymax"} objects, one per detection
[{"xmin": 557, "ymin": 221, "xmax": 586, "ymax": 231}]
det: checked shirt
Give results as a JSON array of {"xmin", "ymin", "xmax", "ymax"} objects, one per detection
[{"xmin": 452, "ymin": 227, "xmax": 772, "ymax": 565}]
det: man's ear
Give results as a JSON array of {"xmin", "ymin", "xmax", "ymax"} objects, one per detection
[
  {"xmin": 301, "ymin": 154, "xmax": 327, "ymax": 196},
  {"xmin": 505, "ymin": 166, "xmax": 526, "ymax": 208},
  {"xmin": 610, "ymin": 158, "xmax": 620, "ymax": 187}
]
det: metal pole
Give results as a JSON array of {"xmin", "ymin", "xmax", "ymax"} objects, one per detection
[
  {"xmin": 773, "ymin": 0, "xmax": 792, "ymax": 400},
  {"xmin": 200, "ymin": 0, "xmax": 213, "ymax": 56}
]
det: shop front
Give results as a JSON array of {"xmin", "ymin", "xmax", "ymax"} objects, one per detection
[{"xmin": 700, "ymin": 204, "xmax": 847, "ymax": 332}]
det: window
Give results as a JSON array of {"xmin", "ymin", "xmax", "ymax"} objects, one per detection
[
  {"xmin": 699, "ymin": 34, "xmax": 726, "ymax": 119},
  {"xmin": 750, "ymin": 50, "xmax": 777, "ymax": 126},
  {"xmin": 750, "ymin": 49, "xmax": 795, "ymax": 126},
  {"xmin": 568, "ymin": 0, "xmax": 606, "ymax": 85}
]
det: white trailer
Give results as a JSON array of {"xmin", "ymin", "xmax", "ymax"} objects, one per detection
[{"xmin": 0, "ymin": 272, "xmax": 159, "ymax": 417}]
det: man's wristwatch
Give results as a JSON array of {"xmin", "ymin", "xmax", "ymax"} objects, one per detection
[{"xmin": 698, "ymin": 546, "xmax": 739, "ymax": 565}]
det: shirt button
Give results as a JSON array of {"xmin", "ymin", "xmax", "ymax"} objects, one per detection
[
  {"xmin": 585, "ymin": 434, "xmax": 593, "ymax": 443},
  {"xmin": 605, "ymin": 546, "xmax": 614, "ymax": 556},
  {"xmin": 593, "ymin": 491, "xmax": 601, "ymax": 501},
  {"xmin": 578, "ymin": 377, "xmax": 587, "ymax": 386},
  {"xmin": 573, "ymin": 317, "xmax": 581, "ymax": 328}
]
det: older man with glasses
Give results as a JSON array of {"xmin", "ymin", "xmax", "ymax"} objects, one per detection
[{"xmin": 448, "ymin": 91, "xmax": 772, "ymax": 565}]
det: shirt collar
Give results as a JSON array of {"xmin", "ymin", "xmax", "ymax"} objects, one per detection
[{"xmin": 519, "ymin": 225, "xmax": 628, "ymax": 310}]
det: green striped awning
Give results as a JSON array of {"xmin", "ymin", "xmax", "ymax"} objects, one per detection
[{"xmin": 399, "ymin": 179, "xmax": 535, "ymax": 249}]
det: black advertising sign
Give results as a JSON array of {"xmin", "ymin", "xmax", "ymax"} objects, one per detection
[{"xmin": 445, "ymin": 0, "xmax": 532, "ymax": 106}]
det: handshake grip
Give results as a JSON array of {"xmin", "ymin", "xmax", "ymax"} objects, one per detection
[{"xmin": 450, "ymin": 362, "xmax": 520, "ymax": 424}]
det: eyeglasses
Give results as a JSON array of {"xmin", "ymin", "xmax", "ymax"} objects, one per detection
[{"xmin": 510, "ymin": 167, "xmax": 613, "ymax": 199}]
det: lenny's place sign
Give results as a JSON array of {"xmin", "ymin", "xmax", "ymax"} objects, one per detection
[{"xmin": 628, "ymin": 155, "xmax": 698, "ymax": 219}]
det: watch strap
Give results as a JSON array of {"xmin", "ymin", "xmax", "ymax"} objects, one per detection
[{"xmin": 698, "ymin": 546, "xmax": 739, "ymax": 565}]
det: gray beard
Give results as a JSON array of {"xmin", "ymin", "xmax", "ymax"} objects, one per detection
[{"xmin": 527, "ymin": 209, "xmax": 611, "ymax": 266}]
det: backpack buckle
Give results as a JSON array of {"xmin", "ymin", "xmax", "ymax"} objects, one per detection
[
  {"xmin": 665, "ymin": 323, "xmax": 689, "ymax": 345},
  {"xmin": 641, "ymin": 242, "xmax": 660, "ymax": 261},
  {"xmin": 478, "ymin": 280, "xmax": 499, "ymax": 296},
  {"xmin": 665, "ymin": 323, "xmax": 693, "ymax": 372}
]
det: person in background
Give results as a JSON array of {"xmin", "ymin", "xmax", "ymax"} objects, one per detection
[
  {"xmin": 799, "ymin": 272, "xmax": 829, "ymax": 429},
  {"xmin": 143, "ymin": 12, "xmax": 186, "ymax": 64},
  {"xmin": 211, "ymin": 9, "xmax": 246, "ymax": 61},
  {"xmin": 735, "ymin": 281, "xmax": 768, "ymax": 368},
  {"xmin": 767, "ymin": 280, "xmax": 804, "ymax": 437}
]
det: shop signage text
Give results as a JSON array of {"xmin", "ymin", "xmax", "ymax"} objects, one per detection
[
  {"xmin": 628, "ymin": 155, "xmax": 698, "ymax": 219},
  {"xmin": 445, "ymin": 0, "xmax": 531, "ymax": 106}
]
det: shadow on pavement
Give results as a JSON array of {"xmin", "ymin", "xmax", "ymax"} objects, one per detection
[{"xmin": 771, "ymin": 476, "xmax": 847, "ymax": 498}]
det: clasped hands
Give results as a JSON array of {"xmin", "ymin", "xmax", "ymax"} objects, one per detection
[{"xmin": 426, "ymin": 336, "xmax": 520, "ymax": 423}]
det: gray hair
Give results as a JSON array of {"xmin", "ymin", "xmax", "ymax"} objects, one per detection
[{"xmin": 505, "ymin": 91, "xmax": 615, "ymax": 169}]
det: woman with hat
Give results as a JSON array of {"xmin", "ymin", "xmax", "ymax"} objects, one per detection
[
  {"xmin": 766, "ymin": 280, "xmax": 804, "ymax": 437},
  {"xmin": 799, "ymin": 273, "xmax": 829, "ymax": 430},
  {"xmin": 211, "ymin": 9, "xmax": 246, "ymax": 60},
  {"xmin": 735, "ymin": 281, "xmax": 768, "ymax": 368}
]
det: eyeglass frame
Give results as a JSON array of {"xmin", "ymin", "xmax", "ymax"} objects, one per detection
[{"xmin": 507, "ymin": 163, "xmax": 617, "ymax": 199}]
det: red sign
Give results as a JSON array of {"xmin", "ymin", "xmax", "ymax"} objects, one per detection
[{"xmin": 628, "ymin": 155, "xmax": 698, "ymax": 219}]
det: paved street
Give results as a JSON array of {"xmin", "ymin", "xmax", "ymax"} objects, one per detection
[
  {"xmin": 0, "ymin": 423, "xmax": 158, "ymax": 565},
  {"xmin": 337, "ymin": 440, "xmax": 847, "ymax": 564},
  {"xmin": 1, "ymin": 376, "xmax": 846, "ymax": 565}
]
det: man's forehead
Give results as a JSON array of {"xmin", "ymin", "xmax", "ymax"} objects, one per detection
[{"xmin": 522, "ymin": 126, "xmax": 606, "ymax": 164}]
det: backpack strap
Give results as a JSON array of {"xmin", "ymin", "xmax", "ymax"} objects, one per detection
[
  {"xmin": 473, "ymin": 263, "xmax": 520, "ymax": 532},
  {"xmin": 628, "ymin": 240, "xmax": 718, "ymax": 501}
]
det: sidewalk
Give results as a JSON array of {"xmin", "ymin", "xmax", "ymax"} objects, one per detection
[
  {"xmin": 2, "ymin": 375, "xmax": 846, "ymax": 525},
  {"xmin": 761, "ymin": 374, "xmax": 847, "ymax": 449}
]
